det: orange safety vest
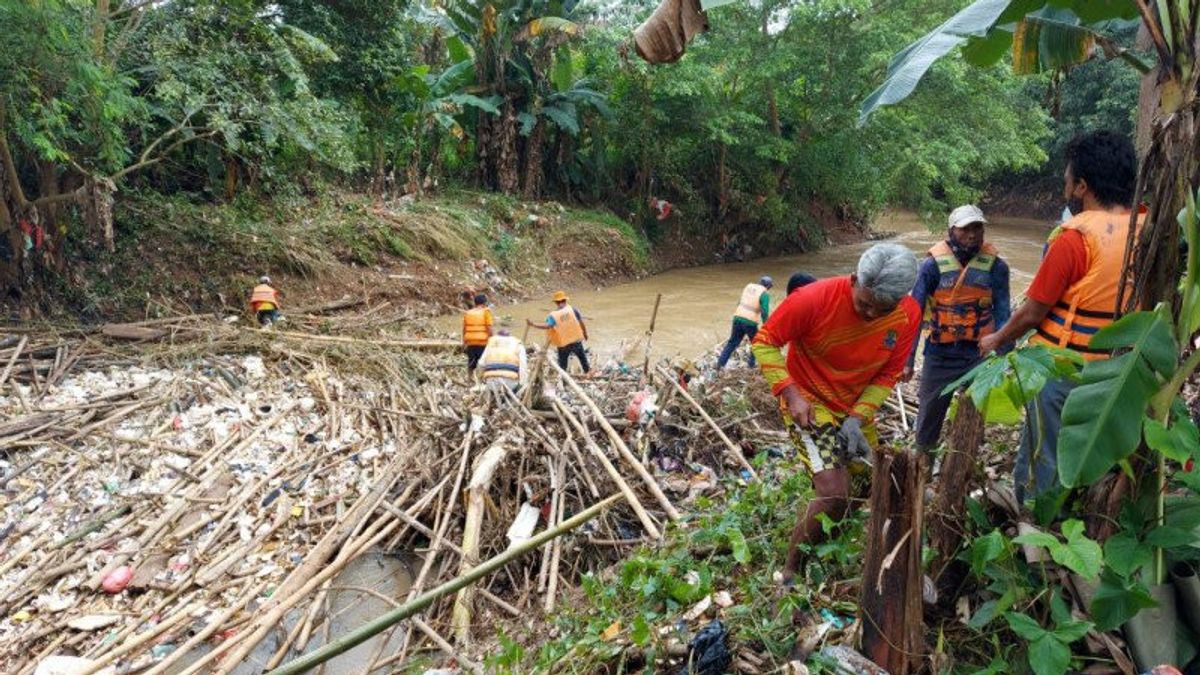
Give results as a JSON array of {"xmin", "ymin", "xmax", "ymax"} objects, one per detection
[
  {"xmin": 925, "ymin": 241, "xmax": 999, "ymax": 344},
  {"xmin": 733, "ymin": 283, "xmax": 767, "ymax": 323},
  {"xmin": 462, "ymin": 307, "xmax": 492, "ymax": 346},
  {"xmin": 249, "ymin": 284, "xmax": 279, "ymax": 310},
  {"xmin": 481, "ymin": 335, "xmax": 522, "ymax": 380},
  {"xmin": 1030, "ymin": 210, "xmax": 1144, "ymax": 360},
  {"xmin": 548, "ymin": 304, "xmax": 585, "ymax": 347}
]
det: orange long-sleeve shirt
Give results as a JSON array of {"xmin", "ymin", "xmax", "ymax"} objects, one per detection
[{"xmin": 751, "ymin": 276, "xmax": 920, "ymax": 420}]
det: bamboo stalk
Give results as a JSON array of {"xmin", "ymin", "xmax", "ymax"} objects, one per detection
[
  {"xmin": 553, "ymin": 361, "xmax": 680, "ymax": 520},
  {"xmin": 265, "ymin": 494, "xmax": 621, "ymax": 675},
  {"xmin": 656, "ymin": 365, "xmax": 757, "ymax": 478}
]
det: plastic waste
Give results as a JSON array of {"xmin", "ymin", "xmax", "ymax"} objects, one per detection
[
  {"xmin": 101, "ymin": 566, "xmax": 134, "ymax": 594},
  {"xmin": 678, "ymin": 619, "xmax": 731, "ymax": 675}
]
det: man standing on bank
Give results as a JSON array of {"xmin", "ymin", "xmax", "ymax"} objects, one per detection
[{"xmin": 904, "ymin": 204, "xmax": 1011, "ymax": 454}]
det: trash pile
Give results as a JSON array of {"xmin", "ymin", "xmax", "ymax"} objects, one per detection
[{"xmin": 0, "ymin": 318, "xmax": 771, "ymax": 674}]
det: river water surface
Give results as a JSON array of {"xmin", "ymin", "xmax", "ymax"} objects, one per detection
[{"xmin": 436, "ymin": 211, "xmax": 1054, "ymax": 360}]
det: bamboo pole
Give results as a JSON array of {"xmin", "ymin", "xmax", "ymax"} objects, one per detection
[
  {"xmin": 553, "ymin": 360, "xmax": 680, "ymax": 520},
  {"xmin": 552, "ymin": 399, "xmax": 662, "ymax": 539},
  {"xmin": 265, "ymin": 494, "xmax": 621, "ymax": 675},
  {"xmin": 656, "ymin": 365, "xmax": 757, "ymax": 478},
  {"xmin": 451, "ymin": 436, "xmax": 514, "ymax": 644},
  {"xmin": 641, "ymin": 293, "xmax": 662, "ymax": 383}
]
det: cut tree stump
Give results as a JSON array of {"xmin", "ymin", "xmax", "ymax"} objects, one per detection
[
  {"xmin": 928, "ymin": 393, "xmax": 984, "ymax": 595},
  {"xmin": 860, "ymin": 448, "xmax": 926, "ymax": 675}
]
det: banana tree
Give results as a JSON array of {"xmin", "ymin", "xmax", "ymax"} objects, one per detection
[{"xmin": 415, "ymin": 0, "xmax": 583, "ymax": 195}]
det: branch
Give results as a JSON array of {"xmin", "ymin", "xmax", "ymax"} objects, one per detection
[
  {"xmin": 0, "ymin": 102, "xmax": 29, "ymax": 209},
  {"xmin": 109, "ymin": 129, "xmax": 218, "ymax": 181}
]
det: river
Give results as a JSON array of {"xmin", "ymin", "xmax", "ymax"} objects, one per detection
[{"xmin": 435, "ymin": 211, "xmax": 1054, "ymax": 360}]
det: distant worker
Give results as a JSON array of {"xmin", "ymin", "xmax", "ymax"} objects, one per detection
[
  {"xmin": 753, "ymin": 243, "xmax": 920, "ymax": 584},
  {"xmin": 980, "ymin": 130, "xmax": 1141, "ymax": 501},
  {"xmin": 904, "ymin": 204, "xmax": 1011, "ymax": 454},
  {"xmin": 479, "ymin": 323, "xmax": 527, "ymax": 393},
  {"xmin": 716, "ymin": 275, "xmax": 774, "ymax": 370},
  {"xmin": 527, "ymin": 291, "xmax": 590, "ymax": 374},
  {"xmin": 249, "ymin": 276, "xmax": 282, "ymax": 327},
  {"xmin": 786, "ymin": 272, "xmax": 817, "ymax": 295},
  {"xmin": 462, "ymin": 294, "xmax": 494, "ymax": 374}
]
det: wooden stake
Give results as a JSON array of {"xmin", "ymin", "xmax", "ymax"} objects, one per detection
[
  {"xmin": 928, "ymin": 393, "xmax": 983, "ymax": 591},
  {"xmin": 641, "ymin": 293, "xmax": 662, "ymax": 384},
  {"xmin": 656, "ymin": 365, "xmax": 757, "ymax": 478},
  {"xmin": 860, "ymin": 449, "xmax": 926, "ymax": 675}
]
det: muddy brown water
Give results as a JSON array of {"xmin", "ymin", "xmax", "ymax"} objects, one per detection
[{"xmin": 435, "ymin": 211, "xmax": 1054, "ymax": 361}]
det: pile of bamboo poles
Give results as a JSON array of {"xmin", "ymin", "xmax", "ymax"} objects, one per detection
[{"xmin": 0, "ymin": 318, "xmax": 762, "ymax": 673}]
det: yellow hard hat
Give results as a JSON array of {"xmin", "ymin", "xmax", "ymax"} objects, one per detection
[{"xmin": 552, "ymin": 290, "xmax": 568, "ymax": 302}]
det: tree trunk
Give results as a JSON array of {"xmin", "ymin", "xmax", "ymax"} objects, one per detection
[
  {"xmin": 522, "ymin": 118, "xmax": 545, "ymax": 199},
  {"xmin": 860, "ymin": 449, "xmax": 926, "ymax": 675},
  {"xmin": 371, "ymin": 139, "xmax": 386, "ymax": 199},
  {"xmin": 93, "ymin": 0, "xmax": 111, "ymax": 57},
  {"xmin": 496, "ymin": 100, "xmax": 520, "ymax": 195},
  {"xmin": 928, "ymin": 395, "xmax": 984, "ymax": 597},
  {"xmin": 224, "ymin": 156, "xmax": 239, "ymax": 201},
  {"xmin": 716, "ymin": 143, "xmax": 728, "ymax": 220}
]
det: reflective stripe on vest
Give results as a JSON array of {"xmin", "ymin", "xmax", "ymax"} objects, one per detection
[
  {"xmin": 1030, "ymin": 210, "xmax": 1144, "ymax": 361},
  {"xmin": 925, "ymin": 241, "xmax": 998, "ymax": 344},
  {"xmin": 482, "ymin": 336, "xmax": 522, "ymax": 380},
  {"xmin": 250, "ymin": 284, "xmax": 278, "ymax": 306},
  {"xmin": 463, "ymin": 307, "xmax": 492, "ymax": 346},
  {"xmin": 549, "ymin": 305, "xmax": 584, "ymax": 347},
  {"xmin": 733, "ymin": 283, "xmax": 766, "ymax": 323}
]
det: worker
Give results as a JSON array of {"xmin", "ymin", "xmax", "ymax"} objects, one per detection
[
  {"xmin": 249, "ymin": 276, "xmax": 282, "ymax": 327},
  {"xmin": 462, "ymin": 293, "xmax": 494, "ymax": 374},
  {"xmin": 752, "ymin": 243, "xmax": 920, "ymax": 584},
  {"xmin": 527, "ymin": 291, "xmax": 590, "ymax": 374},
  {"xmin": 786, "ymin": 272, "xmax": 817, "ymax": 295},
  {"xmin": 716, "ymin": 276, "xmax": 774, "ymax": 370},
  {"xmin": 479, "ymin": 323, "xmax": 527, "ymax": 394},
  {"xmin": 979, "ymin": 130, "xmax": 1141, "ymax": 501},
  {"xmin": 904, "ymin": 205, "xmax": 1011, "ymax": 454}
]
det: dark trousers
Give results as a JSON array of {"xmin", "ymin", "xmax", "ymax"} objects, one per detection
[
  {"xmin": 1015, "ymin": 377, "xmax": 1075, "ymax": 502},
  {"xmin": 915, "ymin": 350, "xmax": 982, "ymax": 451},
  {"xmin": 716, "ymin": 320, "xmax": 758, "ymax": 369},
  {"xmin": 465, "ymin": 345, "xmax": 486, "ymax": 371},
  {"xmin": 256, "ymin": 309, "xmax": 280, "ymax": 326},
  {"xmin": 556, "ymin": 340, "xmax": 590, "ymax": 373}
]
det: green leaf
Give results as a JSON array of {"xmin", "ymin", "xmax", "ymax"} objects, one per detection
[
  {"xmin": 541, "ymin": 104, "xmax": 580, "ymax": 135},
  {"xmin": 1090, "ymin": 569, "xmax": 1158, "ymax": 631},
  {"xmin": 630, "ymin": 615, "xmax": 650, "ymax": 646},
  {"xmin": 728, "ymin": 527, "xmax": 750, "ymax": 564},
  {"xmin": 970, "ymin": 530, "xmax": 1008, "ymax": 573},
  {"xmin": 700, "ymin": 0, "xmax": 739, "ymax": 9},
  {"xmin": 969, "ymin": 599, "xmax": 1001, "ymax": 629},
  {"xmin": 1104, "ymin": 532, "xmax": 1151, "ymax": 577},
  {"xmin": 1145, "ymin": 526, "xmax": 1197, "ymax": 549},
  {"xmin": 961, "ymin": 28, "xmax": 1015, "ymax": 66},
  {"xmin": 982, "ymin": 384, "xmax": 1023, "ymax": 424},
  {"xmin": 1012, "ymin": 531, "xmax": 1059, "ymax": 548},
  {"xmin": 859, "ymin": 0, "xmax": 1015, "ymax": 125},
  {"xmin": 1145, "ymin": 414, "xmax": 1200, "ymax": 462},
  {"xmin": 1058, "ymin": 520, "xmax": 1103, "ymax": 580},
  {"xmin": 1028, "ymin": 634, "xmax": 1071, "ymax": 675},
  {"xmin": 1058, "ymin": 310, "xmax": 1179, "ymax": 487},
  {"xmin": 1005, "ymin": 612, "xmax": 1047, "ymax": 641},
  {"xmin": 1052, "ymin": 619, "xmax": 1093, "ymax": 643}
]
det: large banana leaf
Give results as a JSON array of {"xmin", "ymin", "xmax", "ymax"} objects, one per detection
[
  {"xmin": 858, "ymin": 0, "xmax": 1014, "ymax": 125},
  {"xmin": 860, "ymin": 0, "xmax": 1146, "ymax": 123},
  {"xmin": 1057, "ymin": 309, "xmax": 1179, "ymax": 488}
]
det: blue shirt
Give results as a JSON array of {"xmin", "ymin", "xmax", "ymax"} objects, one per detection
[{"xmin": 908, "ymin": 252, "xmax": 1011, "ymax": 365}]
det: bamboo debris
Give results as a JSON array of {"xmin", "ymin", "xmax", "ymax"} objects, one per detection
[{"xmin": 1, "ymin": 315, "xmax": 763, "ymax": 673}]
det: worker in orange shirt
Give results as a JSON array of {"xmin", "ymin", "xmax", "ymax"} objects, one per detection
[
  {"xmin": 979, "ymin": 130, "xmax": 1142, "ymax": 501},
  {"xmin": 752, "ymin": 243, "xmax": 920, "ymax": 584},
  {"xmin": 462, "ymin": 293, "xmax": 494, "ymax": 374},
  {"xmin": 249, "ymin": 276, "xmax": 282, "ymax": 327}
]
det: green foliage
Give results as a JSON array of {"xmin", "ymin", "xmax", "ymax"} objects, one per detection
[
  {"xmin": 1012, "ymin": 519, "xmax": 1102, "ymax": 580},
  {"xmin": 1058, "ymin": 308, "xmax": 1179, "ymax": 487},
  {"xmin": 949, "ymin": 345, "xmax": 1081, "ymax": 424}
]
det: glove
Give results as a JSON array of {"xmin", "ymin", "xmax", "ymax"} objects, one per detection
[{"xmin": 838, "ymin": 416, "xmax": 873, "ymax": 464}]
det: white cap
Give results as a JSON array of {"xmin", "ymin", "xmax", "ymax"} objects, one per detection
[{"xmin": 948, "ymin": 204, "xmax": 987, "ymax": 229}]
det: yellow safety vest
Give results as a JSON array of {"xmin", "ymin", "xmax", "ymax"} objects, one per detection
[
  {"xmin": 733, "ymin": 283, "xmax": 766, "ymax": 323},
  {"xmin": 482, "ymin": 335, "xmax": 522, "ymax": 380}
]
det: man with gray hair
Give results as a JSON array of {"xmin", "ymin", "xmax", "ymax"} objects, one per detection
[{"xmin": 752, "ymin": 242, "xmax": 920, "ymax": 584}]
